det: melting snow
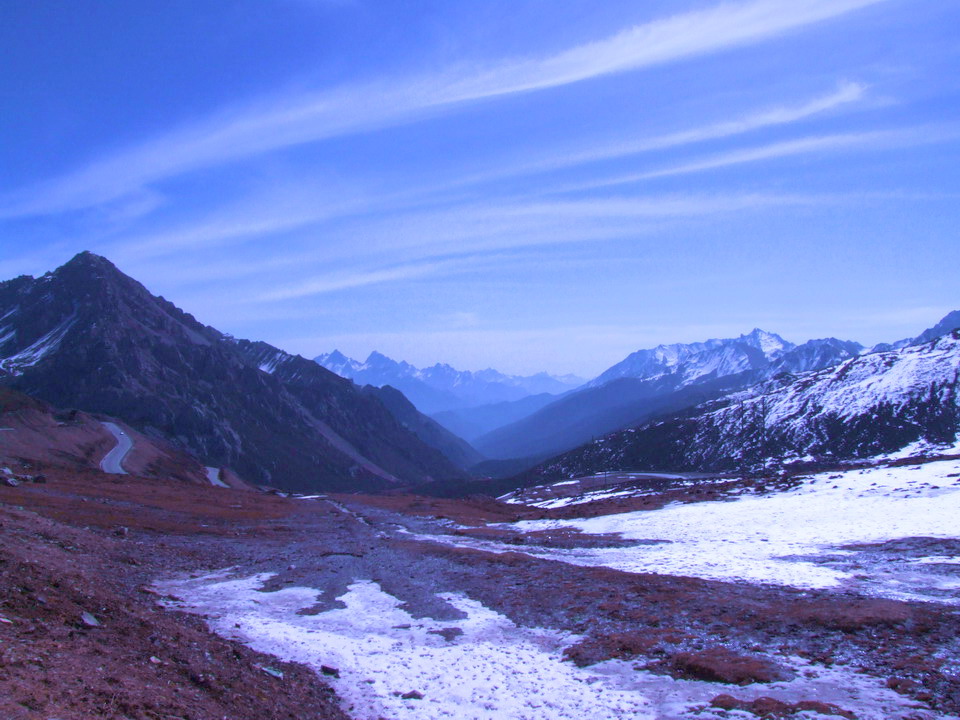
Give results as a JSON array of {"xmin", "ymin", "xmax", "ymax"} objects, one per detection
[
  {"xmin": 205, "ymin": 467, "xmax": 229, "ymax": 488},
  {"xmin": 158, "ymin": 574, "xmax": 655, "ymax": 720},
  {"xmin": 505, "ymin": 459, "xmax": 960, "ymax": 594},
  {"xmin": 157, "ymin": 572, "xmax": 940, "ymax": 720}
]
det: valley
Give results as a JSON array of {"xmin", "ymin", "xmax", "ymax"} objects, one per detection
[
  {"xmin": 3, "ymin": 448, "xmax": 959, "ymax": 719},
  {"xmin": 6, "ymin": 3, "xmax": 960, "ymax": 718},
  {"xmin": 1, "ymin": 254, "xmax": 958, "ymax": 719}
]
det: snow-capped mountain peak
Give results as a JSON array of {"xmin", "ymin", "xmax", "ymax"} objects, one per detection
[{"xmin": 313, "ymin": 351, "xmax": 585, "ymax": 413}]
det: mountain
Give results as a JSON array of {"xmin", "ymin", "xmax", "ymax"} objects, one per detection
[
  {"xmin": 524, "ymin": 331, "xmax": 960, "ymax": 484},
  {"xmin": 912, "ymin": 310, "xmax": 960, "ymax": 346},
  {"xmin": 586, "ymin": 329, "xmax": 793, "ymax": 389},
  {"xmin": 315, "ymin": 350, "xmax": 584, "ymax": 414},
  {"xmin": 430, "ymin": 393, "xmax": 560, "ymax": 443},
  {"xmin": 475, "ymin": 332, "xmax": 864, "ymax": 462},
  {"xmin": 870, "ymin": 310, "xmax": 960, "ymax": 352},
  {"xmin": 0, "ymin": 252, "xmax": 464, "ymax": 492},
  {"xmin": 360, "ymin": 385, "xmax": 484, "ymax": 471}
]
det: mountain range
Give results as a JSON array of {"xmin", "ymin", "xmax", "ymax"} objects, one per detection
[
  {"xmin": 471, "ymin": 329, "xmax": 869, "ymax": 463},
  {"xmin": 0, "ymin": 253, "xmax": 465, "ymax": 492},
  {"xmin": 1, "ymin": 251, "xmax": 957, "ymax": 496},
  {"xmin": 314, "ymin": 350, "xmax": 584, "ymax": 414},
  {"xmin": 523, "ymin": 329, "xmax": 960, "ymax": 485}
]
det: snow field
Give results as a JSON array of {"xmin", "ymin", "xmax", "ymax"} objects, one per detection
[
  {"xmin": 506, "ymin": 459, "xmax": 960, "ymax": 594},
  {"xmin": 158, "ymin": 573, "xmax": 655, "ymax": 720},
  {"xmin": 156, "ymin": 572, "xmax": 945, "ymax": 720}
]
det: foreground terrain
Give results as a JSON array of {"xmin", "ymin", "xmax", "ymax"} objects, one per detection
[{"xmin": 2, "ymin": 446, "xmax": 960, "ymax": 719}]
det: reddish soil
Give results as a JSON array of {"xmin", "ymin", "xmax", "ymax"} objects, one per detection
[
  {"xmin": 0, "ymin": 465, "xmax": 349, "ymax": 720},
  {"xmin": 0, "ymin": 386, "xmax": 238, "ymax": 487},
  {"xmin": 4, "ymin": 453, "xmax": 960, "ymax": 719}
]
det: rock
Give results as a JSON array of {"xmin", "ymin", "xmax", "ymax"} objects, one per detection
[
  {"xmin": 80, "ymin": 611, "xmax": 101, "ymax": 628},
  {"xmin": 320, "ymin": 665, "xmax": 340, "ymax": 678},
  {"xmin": 259, "ymin": 665, "xmax": 284, "ymax": 679},
  {"xmin": 710, "ymin": 693, "xmax": 856, "ymax": 718},
  {"xmin": 429, "ymin": 627, "xmax": 464, "ymax": 643},
  {"xmin": 113, "ymin": 526, "xmax": 129, "ymax": 537},
  {"xmin": 31, "ymin": 474, "xmax": 47, "ymax": 483},
  {"xmin": 0, "ymin": 476, "xmax": 20, "ymax": 487},
  {"xmin": 149, "ymin": 656, "xmax": 162, "ymax": 664},
  {"xmin": 710, "ymin": 694, "xmax": 740, "ymax": 710},
  {"xmin": 401, "ymin": 690, "xmax": 424, "ymax": 700}
]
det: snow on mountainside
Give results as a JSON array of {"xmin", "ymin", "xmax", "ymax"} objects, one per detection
[
  {"xmin": 527, "ymin": 331, "xmax": 960, "ymax": 482},
  {"xmin": 315, "ymin": 350, "xmax": 585, "ymax": 413},
  {"xmin": 586, "ymin": 329, "xmax": 864, "ymax": 390}
]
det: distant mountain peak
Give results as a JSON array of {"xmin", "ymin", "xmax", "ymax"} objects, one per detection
[
  {"xmin": 913, "ymin": 310, "xmax": 960, "ymax": 346},
  {"xmin": 737, "ymin": 328, "xmax": 794, "ymax": 356},
  {"xmin": 314, "ymin": 350, "xmax": 584, "ymax": 414}
]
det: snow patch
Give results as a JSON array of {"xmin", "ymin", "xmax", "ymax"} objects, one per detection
[
  {"xmin": 504, "ymin": 459, "xmax": 960, "ymax": 595},
  {"xmin": 205, "ymin": 467, "xmax": 228, "ymax": 488},
  {"xmin": 156, "ymin": 573, "xmax": 938, "ymax": 720},
  {"xmin": 157, "ymin": 574, "xmax": 656, "ymax": 720},
  {"xmin": 0, "ymin": 312, "xmax": 77, "ymax": 375}
]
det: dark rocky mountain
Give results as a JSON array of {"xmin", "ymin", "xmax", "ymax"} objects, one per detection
[
  {"xmin": 315, "ymin": 350, "xmax": 584, "ymax": 414},
  {"xmin": 0, "ymin": 252, "xmax": 464, "ymax": 492},
  {"xmin": 474, "ymin": 333, "xmax": 865, "ymax": 462},
  {"xmin": 474, "ymin": 372, "xmax": 754, "ymax": 462},
  {"xmin": 522, "ymin": 331, "xmax": 960, "ymax": 484}
]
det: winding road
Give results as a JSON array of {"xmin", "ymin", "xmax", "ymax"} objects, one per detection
[{"xmin": 99, "ymin": 422, "xmax": 132, "ymax": 474}]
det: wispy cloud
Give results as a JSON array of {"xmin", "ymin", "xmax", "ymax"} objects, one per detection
[
  {"xmin": 482, "ymin": 82, "xmax": 869, "ymax": 179},
  {"xmin": 562, "ymin": 127, "xmax": 950, "ymax": 190},
  {"xmin": 234, "ymin": 192, "xmax": 824, "ymax": 301},
  {"xmin": 255, "ymin": 258, "xmax": 468, "ymax": 301},
  {"xmin": 0, "ymin": 0, "xmax": 888, "ymax": 219}
]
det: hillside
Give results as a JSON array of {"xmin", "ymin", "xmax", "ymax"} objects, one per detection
[
  {"xmin": 524, "ymin": 331, "xmax": 960, "ymax": 483},
  {"xmin": 0, "ymin": 252, "xmax": 464, "ymax": 492}
]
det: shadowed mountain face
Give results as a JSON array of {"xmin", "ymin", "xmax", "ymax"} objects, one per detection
[
  {"xmin": 522, "ymin": 332, "xmax": 960, "ymax": 485},
  {"xmin": 0, "ymin": 252, "xmax": 464, "ymax": 492}
]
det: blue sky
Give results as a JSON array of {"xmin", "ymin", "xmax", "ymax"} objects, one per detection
[{"xmin": 1, "ymin": 0, "xmax": 958, "ymax": 376}]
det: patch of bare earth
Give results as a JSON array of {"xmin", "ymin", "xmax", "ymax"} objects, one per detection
[{"xmin": 0, "ymin": 466, "xmax": 349, "ymax": 720}]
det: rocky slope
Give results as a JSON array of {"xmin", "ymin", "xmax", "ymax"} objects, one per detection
[
  {"xmin": 0, "ymin": 252, "xmax": 463, "ymax": 492},
  {"xmin": 524, "ymin": 331, "xmax": 960, "ymax": 482}
]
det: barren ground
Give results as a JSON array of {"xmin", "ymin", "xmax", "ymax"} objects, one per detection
[{"xmin": 2, "ymin": 457, "xmax": 959, "ymax": 719}]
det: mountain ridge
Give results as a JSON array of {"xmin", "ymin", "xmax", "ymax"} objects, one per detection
[
  {"xmin": 521, "ymin": 330, "xmax": 960, "ymax": 485},
  {"xmin": 0, "ymin": 252, "xmax": 465, "ymax": 492},
  {"xmin": 315, "ymin": 349, "xmax": 585, "ymax": 414}
]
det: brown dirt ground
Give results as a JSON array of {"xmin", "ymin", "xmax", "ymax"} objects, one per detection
[{"xmin": 0, "ymin": 465, "xmax": 349, "ymax": 720}]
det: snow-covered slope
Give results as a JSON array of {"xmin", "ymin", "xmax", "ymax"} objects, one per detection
[
  {"xmin": 586, "ymin": 329, "xmax": 864, "ymax": 391},
  {"xmin": 529, "ymin": 331, "xmax": 960, "ymax": 480}
]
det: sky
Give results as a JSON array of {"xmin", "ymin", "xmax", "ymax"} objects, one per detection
[{"xmin": 1, "ymin": 0, "xmax": 959, "ymax": 377}]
